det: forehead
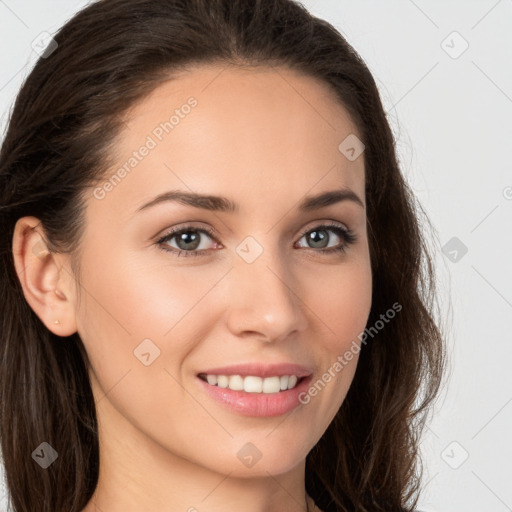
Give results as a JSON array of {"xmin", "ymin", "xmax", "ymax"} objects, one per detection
[{"xmin": 91, "ymin": 63, "xmax": 365, "ymax": 218}]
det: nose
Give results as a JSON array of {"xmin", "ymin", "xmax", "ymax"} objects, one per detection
[{"xmin": 224, "ymin": 247, "xmax": 308, "ymax": 343}]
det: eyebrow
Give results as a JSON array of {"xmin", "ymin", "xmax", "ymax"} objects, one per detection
[{"xmin": 136, "ymin": 187, "xmax": 364, "ymax": 214}]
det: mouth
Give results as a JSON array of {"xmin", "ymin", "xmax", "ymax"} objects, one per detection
[
  {"xmin": 197, "ymin": 373, "xmax": 306, "ymax": 394},
  {"xmin": 196, "ymin": 371, "xmax": 313, "ymax": 417}
]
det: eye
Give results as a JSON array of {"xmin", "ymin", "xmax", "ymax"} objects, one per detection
[
  {"xmin": 156, "ymin": 222, "xmax": 357, "ymax": 257},
  {"xmin": 156, "ymin": 225, "xmax": 219, "ymax": 257},
  {"xmin": 295, "ymin": 222, "xmax": 357, "ymax": 255}
]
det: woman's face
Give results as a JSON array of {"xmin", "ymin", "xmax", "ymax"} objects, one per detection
[{"xmin": 73, "ymin": 64, "xmax": 372, "ymax": 477}]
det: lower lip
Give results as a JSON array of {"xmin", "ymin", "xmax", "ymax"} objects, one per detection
[{"xmin": 196, "ymin": 375, "xmax": 313, "ymax": 417}]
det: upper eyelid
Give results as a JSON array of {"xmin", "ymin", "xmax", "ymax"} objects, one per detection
[
  {"xmin": 156, "ymin": 224, "xmax": 217, "ymax": 242},
  {"xmin": 298, "ymin": 221, "xmax": 349, "ymax": 236},
  {"xmin": 158, "ymin": 218, "xmax": 350, "ymax": 238}
]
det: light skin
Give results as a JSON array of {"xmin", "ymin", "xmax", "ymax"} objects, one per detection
[{"xmin": 12, "ymin": 63, "xmax": 372, "ymax": 512}]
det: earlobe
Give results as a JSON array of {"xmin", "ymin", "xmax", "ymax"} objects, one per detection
[{"xmin": 11, "ymin": 216, "xmax": 78, "ymax": 337}]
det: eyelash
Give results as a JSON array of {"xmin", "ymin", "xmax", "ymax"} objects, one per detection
[{"xmin": 155, "ymin": 222, "xmax": 357, "ymax": 258}]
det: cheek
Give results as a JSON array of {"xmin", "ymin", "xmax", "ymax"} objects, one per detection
[
  {"xmin": 306, "ymin": 258, "xmax": 372, "ymax": 349},
  {"xmin": 296, "ymin": 258, "xmax": 372, "ymax": 423},
  {"xmin": 73, "ymin": 252, "xmax": 167, "ymax": 386},
  {"xmin": 74, "ymin": 247, "xmax": 230, "ymax": 398},
  {"xmin": 76, "ymin": 248, "xmax": 217, "ymax": 342},
  {"xmin": 73, "ymin": 250, "xmax": 208, "ymax": 441}
]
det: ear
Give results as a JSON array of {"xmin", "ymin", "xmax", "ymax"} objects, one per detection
[{"xmin": 11, "ymin": 216, "xmax": 78, "ymax": 337}]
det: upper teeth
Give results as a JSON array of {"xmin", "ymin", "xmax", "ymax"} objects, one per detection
[{"xmin": 204, "ymin": 374, "xmax": 299, "ymax": 393}]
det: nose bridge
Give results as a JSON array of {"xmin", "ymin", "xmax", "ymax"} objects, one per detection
[{"xmin": 226, "ymin": 237, "xmax": 307, "ymax": 341}]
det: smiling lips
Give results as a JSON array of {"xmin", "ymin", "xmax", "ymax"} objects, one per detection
[{"xmin": 196, "ymin": 362, "xmax": 313, "ymax": 415}]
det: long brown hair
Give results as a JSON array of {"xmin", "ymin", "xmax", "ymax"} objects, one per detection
[{"xmin": 0, "ymin": 1, "xmax": 445, "ymax": 510}]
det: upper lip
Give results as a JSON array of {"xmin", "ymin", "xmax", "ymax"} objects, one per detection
[{"xmin": 197, "ymin": 362, "xmax": 313, "ymax": 378}]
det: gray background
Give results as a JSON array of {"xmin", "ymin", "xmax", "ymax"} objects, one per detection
[{"xmin": 1, "ymin": 1, "xmax": 511, "ymax": 511}]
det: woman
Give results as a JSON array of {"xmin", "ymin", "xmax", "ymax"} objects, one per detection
[{"xmin": 0, "ymin": 1, "xmax": 445, "ymax": 511}]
